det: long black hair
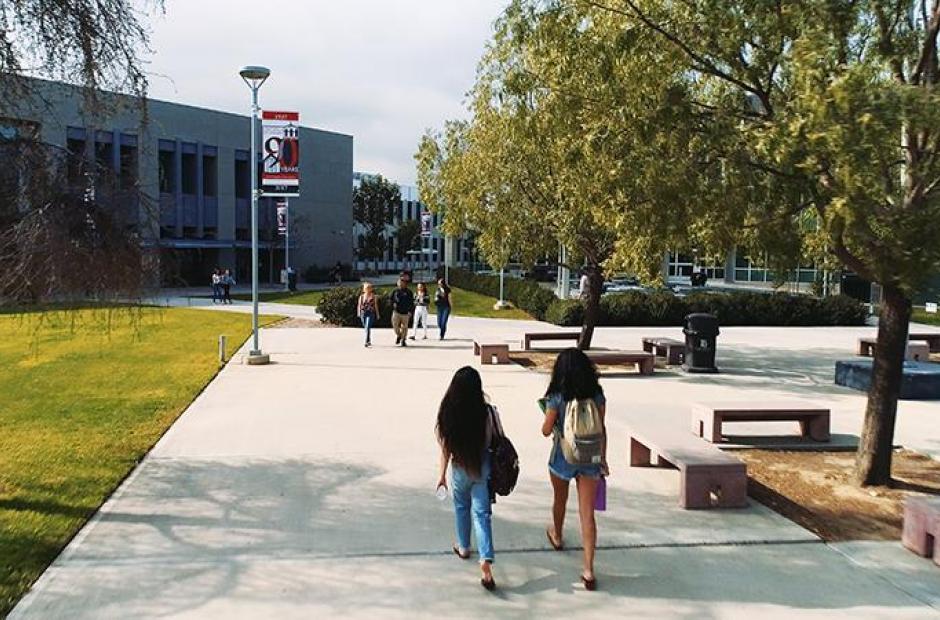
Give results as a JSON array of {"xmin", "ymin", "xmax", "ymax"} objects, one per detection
[
  {"xmin": 436, "ymin": 366, "xmax": 488, "ymax": 476},
  {"xmin": 545, "ymin": 348, "xmax": 603, "ymax": 401}
]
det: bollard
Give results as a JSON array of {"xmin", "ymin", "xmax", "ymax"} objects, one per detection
[{"xmin": 218, "ymin": 335, "xmax": 227, "ymax": 366}]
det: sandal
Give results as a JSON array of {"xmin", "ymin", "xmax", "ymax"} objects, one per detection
[
  {"xmin": 546, "ymin": 528, "xmax": 564, "ymax": 551},
  {"xmin": 452, "ymin": 545, "xmax": 470, "ymax": 560},
  {"xmin": 481, "ymin": 577, "xmax": 496, "ymax": 591},
  {"xmin": 581, "ymin": 574, "xmax": 597, "ymax": 591}
]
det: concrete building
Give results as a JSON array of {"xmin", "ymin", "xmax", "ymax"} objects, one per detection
[{"xmin": 0, "ymin": 78, "xmax": 353, "ymax": 285}]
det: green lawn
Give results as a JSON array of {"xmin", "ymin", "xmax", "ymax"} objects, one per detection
[
  {"xmin": 233, "ymin": 286, "xmax": 532, "ymax": 320},
  {"xmin": 0, "ymin": 307, "xmax": 279, "ymax": 616},
  {"xmin": 912, "ymin": 308, "xmax": 940, "ymax": 327}
]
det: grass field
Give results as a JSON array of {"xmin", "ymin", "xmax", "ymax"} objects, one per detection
[
  {"xmin": 912, "ymin": 308, "xmax": 940, "ymax": 327},
  {"xmin": 0, "ymin": 306, "xmax": 279, "ymax": 616},
  {"xmin": 233, "ymin": 285, "xmax": 532, "ymax": 320}
]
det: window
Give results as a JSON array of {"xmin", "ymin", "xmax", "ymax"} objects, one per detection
[
  {"xmin": 181, "ymin": 151, "xmax": 197, "ymax": 194},
  {"xmin": 235, "ymin": 151, "xmax": 249, "ymax": 199},
  {"xmin": 158, "ymin": 149, "xmax": 175, "ymax": 193},
  {"xmin": 202, "ymin": 151, "xmax": 217, "ymax": 196},
  {"xmin": 66, "ymin": 137, "xmax": 86, "ymax": 185}
]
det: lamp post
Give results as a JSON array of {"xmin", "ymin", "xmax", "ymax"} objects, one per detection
[{"xmin": 239, "ymin": 65, "xmax": 271, "ymax": 365}]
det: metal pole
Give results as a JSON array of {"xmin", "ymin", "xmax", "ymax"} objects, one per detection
[
  {"xmin": 250, "ymin": 85, "xmax": 261, "ymax": 356},
  {"xmin": 285, "ymin": 198, "xmax": 290, "ymax": 290}
]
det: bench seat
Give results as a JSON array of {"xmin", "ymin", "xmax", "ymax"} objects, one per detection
[
  {"xmin": 909, "ymin": 333, "xmax": 940, "ymax": 353},
  {"xmin": 857, "ymin": 337, "xmax": 931, "ymax": 361},
  {"xmin": 628, "ymin": 428, "xmax": 747, "ymax": 509},
  {"xmin": 586, "ymin": 350, "xmax": 655, "ymax": 375},
  {"xmin": 522, "ymin": 331, "xmax": 580, "ymax": 350},
  {"xmin": 691, "ymin": 402, "xmax": 831, "ymax": 443},
  {"xmin": 902, "ymin": 497, "xmax": 940, "ymax": 566},
  {"xmin": 473, "ymin": 341, "xmax": 510, "ymax": 365},
  {"xmin": 642, "ymin": 337, "xmax": 685, "ymax": 366}
]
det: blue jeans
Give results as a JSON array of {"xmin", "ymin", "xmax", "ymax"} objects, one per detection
[
  {"xmin": 451, "ymin": 454, "xmax": 494, "ymax": 563},
  {"xmin": 437, "ymin": 305, "xmax": 451, "ymax": 338},
  {"xmin": 361, "ymin": 313, "xmax": 374, "ymax": 344},
  {"xmin": 211, "ymin": 284, "xmax": 221, "ymax": 303}
]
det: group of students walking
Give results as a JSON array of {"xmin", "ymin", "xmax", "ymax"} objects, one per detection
[
  {"xmin": 210, "ymin": 268, "xmax": 236, "ymax": 304},
  {"xmin": 436, "ymin": 349, "xmax": 607, "ymax": 591},
  {"xmin": 356, "ymin": 277, "xmax": 453, "ymax": 348}
]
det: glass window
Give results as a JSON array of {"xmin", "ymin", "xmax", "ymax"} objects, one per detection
[
  {"xmin": 181, "ymin": 153, "xmax": 197, "ymax": 194},
  {"xmin": 158, "ymin": 150, "xmax": 175, "ymax": 193},
  {"xmin": 203, "ymin": 154, "xmax": 217, "ymax": 196}
]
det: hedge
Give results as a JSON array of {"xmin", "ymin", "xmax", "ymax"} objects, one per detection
[
  {"xmin": 447, "ymin": 268, "xmax": 557, "ymax": 320},
  {"xmin": 544, "ymin": 290, "xmax": 866, "ymax": 327},
  {"xmin": 318, "ymin": 286, "xmax": 393, "ymax": 328}
]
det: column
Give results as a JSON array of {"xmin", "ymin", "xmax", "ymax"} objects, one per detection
[
  {"xmin": 174, "ymin": 139, "xmax": 183, "ymax": 238},
  {"xmin": 196, "ymin": 142, "xmax": 204, "ymax": 237}
]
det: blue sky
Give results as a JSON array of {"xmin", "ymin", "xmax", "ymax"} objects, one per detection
[{"xmin": 146, "ymin": 0, "xmax": 508, "ymax": 185}]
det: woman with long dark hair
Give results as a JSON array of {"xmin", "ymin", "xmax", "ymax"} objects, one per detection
[
  {"xmin": 434, "ymin": 278, "xmax": 453, "ymax": 340},
  {"xmin": 436, "ymin": 366, "xmax": 498, "ymax": 590},
  {"xmin": 541, "ymin": 348, "xmax": 607, "ymax": 590}
]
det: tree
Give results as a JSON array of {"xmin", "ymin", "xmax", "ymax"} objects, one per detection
[
  {"xmin": 396, "ymin": 219, "xmax": 422, "ymax": 261},
  {"xmin": 353, "ymin": 175, "xmax": 401, "ymax": 272},
  {"xmin": 583, "ymin": 0, "xmax": 940, "ymax": 485},
  {"xmin": 0, "ymin": 0, "xmax": 161, "ymax": 108},
  {"xmin": 417, "ymin": 1, "xmax": 701, "ymax": 348}
]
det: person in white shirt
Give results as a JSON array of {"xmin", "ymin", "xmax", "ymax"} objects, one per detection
[{"xmin": 411, "ymin": 282, "xmax": 430, "ymax": 340}]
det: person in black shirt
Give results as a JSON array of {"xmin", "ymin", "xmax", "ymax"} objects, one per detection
[{"xmin": 389, "ymin": 278, "xmax": 415, "ymax": 346}]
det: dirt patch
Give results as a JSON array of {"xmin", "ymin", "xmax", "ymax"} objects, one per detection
[
  {"xmin": 268, "ymin": 318, "xmax": 335, "ymax": 329},
  {"xmin": 509, "ymin": 351, "xmax": 648, "ymax": 374},
  {"xmin": 740, "ymin": 449, "xmax": 940, "ymax": 541}
]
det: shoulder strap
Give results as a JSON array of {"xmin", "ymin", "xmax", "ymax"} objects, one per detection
[{"xmin": 487, "ymin": 405, "xmax": 504, "ymax": 440}]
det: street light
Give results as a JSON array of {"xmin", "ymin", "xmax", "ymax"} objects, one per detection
[{"xmin": 240, "ymin": 65, "xmax": 271, "ymax": 365}]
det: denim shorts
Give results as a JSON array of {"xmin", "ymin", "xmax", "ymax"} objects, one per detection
[{"xmin": 548, "ymin": 439, "xmax": 602, "ymax": 481}]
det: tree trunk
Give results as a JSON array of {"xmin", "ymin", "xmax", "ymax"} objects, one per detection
[
  {"xmin": 578, "ymin": 265, "xmax": 604, "ymax": 350},
  {"xmin": 855, "ymin": 285, "xmax": 912, "ymax": 486}
]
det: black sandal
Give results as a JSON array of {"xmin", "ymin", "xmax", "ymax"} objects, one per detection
[
  {"xmin": 546, "ymin": 528, "xmax": 564, "ymax": 551},
  {"xmin": 452, "ymin": 545, "xmax": 470, "ymax": 560},
  {"xmin": 581, "ymin": 575, "xmax": 597, "ymax": 591},
  {"xmin": 481, "ymin": 577, "xmax": 496, "ymax": 591}
]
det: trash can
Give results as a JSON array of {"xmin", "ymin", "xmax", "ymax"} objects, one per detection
[
  {"xmin": 287, "ymin": 268, "xmax": 298, "ymax": 292},
  {"xmin": 683, "ymin": 313, "xmax": 719, "ymax": 373}
]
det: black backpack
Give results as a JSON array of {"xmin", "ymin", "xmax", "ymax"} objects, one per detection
[{"xmin": 488, "ymin": 406, "xmax": 519, "ymax": 498}]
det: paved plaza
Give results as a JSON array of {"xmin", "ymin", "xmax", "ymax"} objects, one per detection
[{"xmin": 10, "ymin": 314, "xmax": 940, "ymax": 618}]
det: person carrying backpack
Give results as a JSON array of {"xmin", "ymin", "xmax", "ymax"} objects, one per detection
[
  {"xmin": 436, "ymin": 366, "xmax": 501, "ymax": 591},
  {"xmin": 540, "ymin": 348, "xmax": 607, "ymax": 591}
]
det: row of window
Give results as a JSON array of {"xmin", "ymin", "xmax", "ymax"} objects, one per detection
[{"xmin": 666, "ymin": 250, "xmax": 822, "ymax": 284}]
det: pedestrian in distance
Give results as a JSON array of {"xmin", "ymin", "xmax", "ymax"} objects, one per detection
[
  {"xmin": 436, "ymin": 366, "xmax": 500, "ymax": 591},
  {"xmin": 211, "ymin": 268, "xmax": 222, "ymax": 304},
  {"xmin": 222, "ymin": 269, "xmax": 235, "ymax": 304},
  {"xmin": 541, "ymin": 348, "xmax": 608, "ymax": 591},
  {"xmin": 357, "ymin": 282, "xmax": 380, "ymax": 348},
  {"xmin": 410, "ymin": 282, "xmax": 430, "ymax": 340},
  {"xmin": 389, "ymin": 277, "xmax": 414, "ymax": 346},
  {"xmin": 435, "ymin": 278, "xmax": 453, "ymax": 340}
]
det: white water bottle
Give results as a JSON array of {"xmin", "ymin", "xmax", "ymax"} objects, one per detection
[{"xmin": 436, "ymin": 485, "xmax": 447, "ymax": 501}]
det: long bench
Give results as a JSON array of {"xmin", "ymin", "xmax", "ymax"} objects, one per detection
[
  {"xmin": 909, "ymin": 333, "xmax": 940, "ymax": 353},
  {"xmin": 642, "ymin": 337, "xmax": 685, "ymax": 366},
  {"xmin": 473, "ymin": 341, "xmax": 510, "ymax": 365},
  {"xmin": 586, "ymin": 350, "xmax": 655, "ymax": 375},
  {"xmin": 522, "ymin": 331, "xmax": 580, "ymax": 350},
  {"xmin": 691, "ymin": 402, "xmax": 831, "ymax": 444},
  {"xmin": 857, "ymin": 337, "xmax": 931, "ymax": 361},
  {"xmin": 628, "ymin": 427, "xmax": 747, "ymax": 509},
  {"xmin": 902, "ymin": 497, "xmax": 940, "ymax": 566}
]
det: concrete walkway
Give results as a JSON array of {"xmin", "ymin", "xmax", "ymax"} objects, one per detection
[{"xmin": 11, "ymin": 316, "xmax": 940, "ymax": 618}]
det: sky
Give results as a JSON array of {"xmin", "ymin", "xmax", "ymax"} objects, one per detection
[{"xmin": 145, "ymin": 0, "xmax": 508, "ymax": 185}]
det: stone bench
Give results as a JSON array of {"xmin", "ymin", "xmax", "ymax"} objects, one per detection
[
  {"xmin": 522, "ymin": 331, "xmax": 580, "ymax": 350},
  {"xmin": 691, "ymin": 402, "xmax": 831, "ymax": 444},
  {"xmin": 642, "ymin": 337, "xmax": 685, "ymax": 366},
  {"xmin": 473, "ymin": 341, "xmax": 510, "ymax": 365},
  {"xmin": 902, "ymin": 497, "xmax": 940, "ymax": 566},
  {"xmin": 587, "ymin": 350, "xmax": 655, "ymax": 375},
  {"xmin": 628, "ymin": 428, "xmax": 747, "ymax": 509},
  {"xmin": 857, "ymin": 337, "xmax": 930, "ymax": 361},
  {"xmin": 909, "ymin": 333, "xmax": 940, "ymax": 354}
]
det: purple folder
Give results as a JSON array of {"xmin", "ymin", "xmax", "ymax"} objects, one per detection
[{"xmin": 594, "ymin": 476, "xmax": 607, "ymax": 511}]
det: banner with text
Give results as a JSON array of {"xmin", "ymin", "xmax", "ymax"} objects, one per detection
[
  {"xmin": 276, "ymin": 201, "xmax": 288, "ymax": 235},
  {"xmin": 421, "ymin": 211, "xmax": 432, "ymax": 238},
  {"xmin": 262, "ymin": 110, "xmax": 300, "ymax": 197}
]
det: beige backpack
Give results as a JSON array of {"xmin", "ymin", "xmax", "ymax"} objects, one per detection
[{"xmin": 561, "ymin": 399, "xmax": 604, "ymax": 465}]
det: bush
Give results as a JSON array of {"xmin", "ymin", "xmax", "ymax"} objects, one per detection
[
  {"xmin": 317, "ymin": 286, "xmax": 392, "ymax": 328},
  {"xmin": 821, "ymin": 294, "xmax": 869, "ymax": 326},
  {"xmin": 545, "ymin": 299, "xmax": 584, "ymax": 326},
  {"xmin": 303, "ymin": 263, "xmax": 352, "ymax": 284}
]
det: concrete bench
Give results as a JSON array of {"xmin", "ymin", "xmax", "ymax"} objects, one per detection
[
  {"xmin": 902, "ymin": 497, "xmax": 940, "ymax": 566},
  {"xmin": 909, "ymin": 333, "xmax": 940, "ymax": 353},
  {"xmin": 586, "ymin": 350, "xmax": 655, "ymax": 375},
  {"xmin": 691, "ymin": 402, "xmax": 831, "ymax": 444},
  {"xmin": 642, "ymin": 337, "xmax": 685, "ymax": 366},
  {"xmin": 628, "ymin": 428, "xmax": 747, "ymax": 509},
  {"xmin": 473, "ymin": 341, "xmax": 510, "ymax": 365},
  {"xmin": 522, "ymin": 331, "xmax": 580, "ymax": 350},
  {"xmin": 857, "ymin": 337, "xmax": 931, "ymax": 361}
]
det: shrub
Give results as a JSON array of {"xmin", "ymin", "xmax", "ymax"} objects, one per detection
[
  {"xmin": 545, "ymin": 299, "xmax": 584, "ymax": 326},
  {"xmin": 448, "ymin": 268, "xmax": 556, "ymax": 320},
  {"xmin": 821, "ymin": 294, "xmax": 869, "ymax": 326},
  {"xmin": 318, "ymin": 286, "xmax": 392, "ymax": 328},
  {"xmin": 303, "ymin": 263, "xmax": 352, "ymax": 284}
]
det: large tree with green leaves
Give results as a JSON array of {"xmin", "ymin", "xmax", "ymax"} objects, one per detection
[
  {"xmin": 353, "ymin": 175, "xmax": 401, "ymax": 272},
  {"xmin": 578, "ymin": 0, "xmax": 940, "ymax": 485},
  {"xmin": 417, "ymin": 1, "xmax": 703, "ymax": 348}
]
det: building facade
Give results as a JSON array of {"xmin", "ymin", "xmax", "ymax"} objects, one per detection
[{"xmin": 1, "ymin": 78, "xmax": 353, "ymax": 286}]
